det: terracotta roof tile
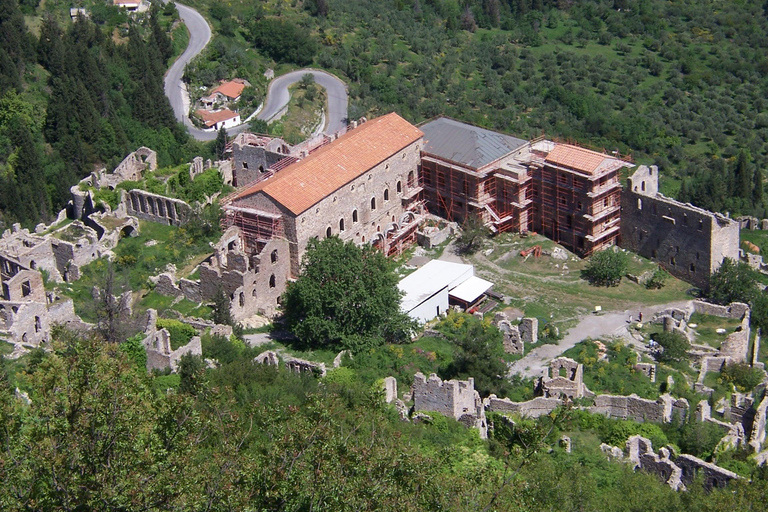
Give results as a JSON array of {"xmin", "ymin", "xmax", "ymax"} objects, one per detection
[
  {"xmin": 212, "ymin": 81, "xmax": 246, "ymax": 99},
  {"xmin": 196, "ymin": 109, "xmax": 239, "ymax": 127},
  {"xmin": 545, "ymin": 144, "xmax": 612, "ymax": 175},
  {"xmin": 235, "ymin": 113, "xmax": 423, "ymax": 215}
]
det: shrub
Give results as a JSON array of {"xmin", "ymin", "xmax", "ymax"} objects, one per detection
[
  {"xmin": 652, "ymin": 331, "xmax": 690, "ymax": 363},
  {"xmin": 156, "ymin": 318, "xmax": 197, "ymax": 350},
  {"xmin": 645, "ymin": 266, "xmax": 669, "ymax": 289},
  {"xmin": 721, "ymin": 362, "xmax": 764, "ymax": 392},
  {"xmin": 582, "ymin": 249, "xmax": 628, "ymax": 287}
]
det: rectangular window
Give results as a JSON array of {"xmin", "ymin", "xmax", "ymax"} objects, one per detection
[{"xmin": 559, "ymin": 196, "xmax": 567, "ymax": 206}]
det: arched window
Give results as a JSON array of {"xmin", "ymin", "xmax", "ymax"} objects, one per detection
[
  {"xmin": 271, "ymin": 249, "xmax": 278, "ymax": 263},
  {"xmin": 352, "ymin": 209, "xmax": 358, "ymax": 223},
  {"xmin": 339, "ymin": 218, "xmax": 345, "ymax": 231},
  {"xmin": 384, "ymin": 189, "xmax": 389, "ymax": 201},
  {"xmin": 239, "ymin": 292, "xmax": 245, "ymax": 307},
  {"xmin": 326, "ymin": 227, "xmax": 332, "ymax": 238},
  {"xmin": 269, "ymin": 275, "xmax": 276, "ymax": 288},
  {"xmin": 407, "ymin": 171, "xmax": 415, "ymax": 187},
  {"xmin": 396, "ymin": 181, "xmax": 402, "ymax": 193},
  {"xmin": 371, "ymin": 197, "xmax": 376, "ymax": 210}
]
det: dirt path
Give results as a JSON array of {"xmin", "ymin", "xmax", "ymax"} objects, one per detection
[{"xmin": 508, "ymin": 300, "xmax": 692, "ymax": 379}]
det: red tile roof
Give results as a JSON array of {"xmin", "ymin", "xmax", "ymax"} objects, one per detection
[
  {"xmin": 196, "ymin": 109, "xmax": 239, "ymax": 127},
  {"xmin": 235, "ymin": 113, "xmax": 423, "ymax": 215},
  {"xmin": 545, "ymin": 144, "xmax": 613, "ymax": 175},
  {"xmin": 212, "ymin": 81, "xmax": 247, "ymax": 100}
]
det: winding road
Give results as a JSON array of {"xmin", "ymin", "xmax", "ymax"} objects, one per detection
[{"xmin": 164, "ymin": 3, "xmax": 348, "ymax": 141}]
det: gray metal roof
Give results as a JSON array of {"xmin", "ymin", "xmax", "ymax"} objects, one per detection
[{"xmin": 420, "ymin": 117, "xmax": 527, "ymax": 170}]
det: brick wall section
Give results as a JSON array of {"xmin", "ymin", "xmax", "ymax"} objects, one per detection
[{"xmin": 621, "ymin": 165, "xmax": 740, "ymax": 290}]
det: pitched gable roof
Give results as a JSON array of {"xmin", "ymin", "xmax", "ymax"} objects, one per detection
[
  {"xmin": 420, "ymin": 117, "xmax": 527, "ymax": 170},
  {"xmin": 212, "ymin": 81, "xmax": 247, "ymax": 99},
  {"xmin": 196, "ymin": 109, "xmax": 239, "ymax": 127},
  {"xmin": 545, "ymin": 144, "xmax": 620, "ymax": 175},
  {"xmin": 235, "ymin": 113, "xmax": 423, "ymax": 215}
]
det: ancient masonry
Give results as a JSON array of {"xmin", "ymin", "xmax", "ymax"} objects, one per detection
[
  {"xmin": 494, "ymin": 312, "xmax": 538, "ymax": 355},
  {"xmin": 142, "ymin": 309, "xmax": 204, "ymax": 372},
  {"xmin": 538, "ymin": 357, "xmax": 593, "ymax": 399},
  {"xmin": 625, "ymin": 435, "xmax": 740, "ymax": 490},
  {"xmin": 621, "ymin": 165, "xmax": 740, "ymax": 290},
  {"xmin": 412, "ymin": 372, "xmax": 488, "ymax": 439}
]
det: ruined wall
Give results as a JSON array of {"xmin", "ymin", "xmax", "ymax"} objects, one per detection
[
  {"xmin": 692, "ymin": 300, "xmax": 750, "ymax": 319},
  {"xmin": 114, "ymin": 147, "xmax": 157, "ymax": 182},
  {"xmin": 540, "ymin": 357, "xmax": 585, "ymax": 398},
  {"xmin": 485, "ymin": 396, "xmax": 562, "ymax": 418},
  {"xmin": 197, "ymin": 233, "xmax": 291, "ymax": 319},
  {"xmin": 142, "ymin": 309, "xmax": 203, "ymax": 372},
  {"xmin": 412, "ymin": 372, "xmax": 487, "ymax": 438},
  {"xmin": 621, "ymin": 165, "xmax": 740, "ymax": 290},
  {"xmin": 123, "ymin": 189, "xmax": 191, "ymax": 226},
  {"xmin": 675, "ymin": 454, "xmax": 740, "ymax": 489},
  {"xmin": 232, "ymin": 134, "xmax": 291, "ymax": 187},
  {"xmin": 0, "ymin": 301, "xmax": 48, "ymax": 345},
  {"xmin": 589, "ymin": 394, "xmax": 688, "ymax": 423}
]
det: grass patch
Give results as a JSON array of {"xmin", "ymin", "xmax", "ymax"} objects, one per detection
[
  {"xmin": 268, "ymin": 81, "xmax": 328, "ymax": 145},
  {"xmin": 472, "ymin": 234, "xmax": 691, "ymax": 327},
  {"xmin": 689, "ymin": 313, "xmax": 742, "ymax": 349}
]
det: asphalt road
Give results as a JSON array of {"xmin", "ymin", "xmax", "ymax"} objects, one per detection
[{"xmin": 164, "ymin": 4, "xmax": 348, "ymax": 141}]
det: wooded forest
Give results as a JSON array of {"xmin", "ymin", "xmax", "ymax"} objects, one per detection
[{"xmin": 0, "ymin": 0, "xmax": 199, "ymax": 228}]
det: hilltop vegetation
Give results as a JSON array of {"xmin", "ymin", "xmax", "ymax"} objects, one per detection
[
  {"xmin": 186, "ymin": 0, "xmax": 768, "ymax": 217},
  {"xmin": 0, "ymin": 0, "xmax": 205, "ymax": 229}
]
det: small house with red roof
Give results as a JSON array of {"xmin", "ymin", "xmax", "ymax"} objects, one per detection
[{"xmin": 196, "ymin": 109, "xmax": 241, "ymax": 131}]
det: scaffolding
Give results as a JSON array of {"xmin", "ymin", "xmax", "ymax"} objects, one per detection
[{"xmin": 221, "ymin": 205, "xmax": 284, "ymax": 254}]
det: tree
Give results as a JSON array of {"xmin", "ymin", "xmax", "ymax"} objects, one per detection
[
  {"xmin": 249, "ymin": 118, "xmax": 269, "ymax": 134},
  {"xmin": 652, "ymin": 331, "xmax": 690, "ymax": 363},
  {"xmin": 212, "ymin": 286, "xmax": 233, "ymax": 326},
  {"xmin": 707, "ymin": 257, "xmax": 759, "ymax": 305},
  {"xmin": 440, "ymin": 312, "xmax": 510, "ymax": 397},
  {"xmin": 721, "ymin": 362, "xmax": 764, "ymax": 392},
  {"xmin": 282, "ymin": 237, "xmax": 415, "ymax": 351},
  {"xmin": 582, "ymin": 249, "xmax": 628, "ymax": 287},
  {"xmin": 178, "ymin": 353, "xmax": 206, "ymax": 395},
  {"xmin": 734, "ymin": 150, "xmax": 752, "ymax": 201},
  {"xmin": 456, "ymin": 213, "xmax": 489, "ymax": 255},
  {"xmin": 214, "ymin": 126, "xmax": 228, "ymax": 160}
]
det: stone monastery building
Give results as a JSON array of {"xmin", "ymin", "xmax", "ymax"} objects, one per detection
[{"xmin": 212, "ymin": 112, "xmax": 737, "ymax": 318}]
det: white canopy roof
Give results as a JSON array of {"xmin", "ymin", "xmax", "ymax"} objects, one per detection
[{"xmin": 448, "ymin": 276, "xmax": 493, "ymax": 303}]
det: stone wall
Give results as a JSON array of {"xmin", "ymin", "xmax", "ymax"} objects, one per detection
[
  {"xmin": 231, "ymin": 133, "xmax": 292, "ymax": 188},
  {"xmin": 114, "ymin": 147, "xmax": 157, "ymax": 182},
  {"xmin": 485, "ymin": 396, "xmax": 562, "ymax": 418},
  {"xmin": 540, "ymin": 357, "xmax": 586, "ymax": 398},
  {"xmin": 142, "ymin": 309, "xmax": 203, "ymax": 372},
  {"xmin": 589, "ymin": 393, "xmax": 688, "ymax": 423},
  {"xmin": 123, "ymin": 189, "xmax": 191, "ymax": 226},
  {"xmin": 197, "ymin": 231, "xmax": 291, "ymax": 319},
  {"xmin": 412, "ymin": 372, "xmax": 487, "ymax": 438},
  {"xmin": 284, "ymin": 356, "xmax": 326, "ymax": 377},
  {"xmin": 621, "ymin": 165, "xmax": 740, "ymax": 290},
  {"xmin": 626, "ymin": 435, "xmax": 740, "ymax": 490},
  {"xmin": 692, "ymin": 300, "xmax": 749, "ymax": 320},
  {"xmin": 520, "ymin": 317, "xmax": 538, "ymax": 344}
]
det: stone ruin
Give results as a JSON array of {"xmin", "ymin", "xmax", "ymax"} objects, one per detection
[
  {"xmin": 634, "ymin": 362, "xmax": 656, "ymax": 382},
  {"xmin": 142, "ymin": 309, "xmax": 202, "ymax": 372},
  {"xmin": 254, "ymin": 350, "xmax": 279, "ymax": 366},
  {"xmin": 494, "ymin": 312, "xmax": 538, "ymax": 355},
  {"xmin": 411, "ymin": 372, "xmax": 487, "ymax": 439},
  {"xmin": 283, "ymin": 355, "xmax": 326, "ymax": 377},
  {"xmin": 149, "ymin": 226, "xmax": 291, "ymax": 321},
  {"xmin": 625, "ymin": 435, "xmax": 740, "ymax": 491},
  {"xmin": 538, "ymin": 357, "xmax": 592, "ymax": 399}
]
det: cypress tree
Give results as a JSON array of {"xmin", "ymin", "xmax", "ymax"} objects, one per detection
[
  {"xmin": 214, "ymin": 127, "xmax": 228, "ymax": 160},
  {"xmin": 735, "ymin": 150, "xmax": 752, "ymax": 200},
  {"xmin": 753, "ymin": 167, "xmax": 764, "ymax": 209}
]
